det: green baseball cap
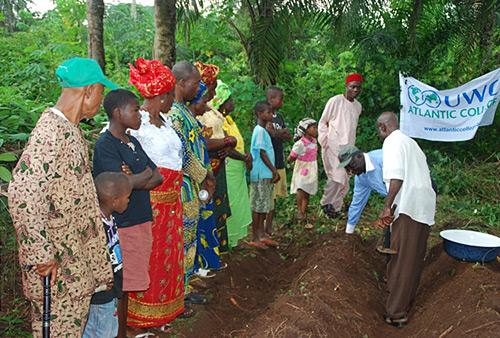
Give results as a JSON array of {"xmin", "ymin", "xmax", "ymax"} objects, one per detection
[
  {"xmin": 56, "ymin": 58, "xmax": 118, "ymax": 89},
  {"xmin": 337, "ymin": 145, "xmax": 362, "ymax": 168}
]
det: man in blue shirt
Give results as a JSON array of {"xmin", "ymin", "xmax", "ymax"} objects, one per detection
[{"xmin": 337, "ymin": 146, "xmax": 387, "ymax": 234}]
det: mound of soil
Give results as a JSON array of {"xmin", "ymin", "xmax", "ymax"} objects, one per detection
[
  {"xmin": 172, "ymin": 229, "xmax": 500, "ymax": 338},
  {"xmin": 3, "ymin": 222, "xmax": 500, "ymax": 337}
]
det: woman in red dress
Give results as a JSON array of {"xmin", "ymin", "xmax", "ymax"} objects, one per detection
[{"xmin": 126, "ymin": 58, "xmax": 191, "ymax": 335}]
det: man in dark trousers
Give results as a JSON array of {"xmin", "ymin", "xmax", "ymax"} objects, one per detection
[{"xmin": 375, "ymin": 111, "xmax": 436, "ymax": 328}]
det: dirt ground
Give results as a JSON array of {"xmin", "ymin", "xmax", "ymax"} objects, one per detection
[
  {"xmin": 166, "ymin": 223, "xmax": 500, "ymax": 338},
  {"xmin": 2, "ymin": 220, "xmax": 500, "ymax": 337}
]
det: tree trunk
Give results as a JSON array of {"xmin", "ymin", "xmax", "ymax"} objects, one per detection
[
  {"xmin": 154, "ymin": 0, "xmax": 176, "ymax": 67},
  {"xmin": 86, "ymin": 0, "xmax": 106, "ymax": 73},
  {"xmin": 131, "ymin": 0, "xmax": 137, "ymax": 20}
]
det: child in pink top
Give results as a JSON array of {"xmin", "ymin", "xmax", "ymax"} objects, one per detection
[{"xmin": 287, "ymin": 118, "xmax": 319, "ymax": 220}]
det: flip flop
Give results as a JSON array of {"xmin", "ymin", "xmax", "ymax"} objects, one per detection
[
  {"xmin": 177, "ymin": 306, "xmax": 196, "ymax": 318},
  {"xmin": 131, "ymin": 333, "xmax": 157, "ymax": 338},
  {"xmin": 190, "ymin": 278, "xmax": 209, "ymax": 289},
  {"xmin": 248, "ymin": 241, "xmax": 268, "ymax": 250},
  {"xmin": 126, "ymin": 327, "xmax": 158, "ymax": 338},
  {"xmin": 210, "ymin": 262, "xmax": 228, "ymax": 271},
  {"xmin": 185, "ymin": 292, "xmax": 209, "ymax": 305},
  {"xmin": 261, "ymin": 238, "xmax": 278, "ymax": 247},
  {"xmin": 383, "ymin": 314, "xmax": 408, "ymax": 328},
  {"xmin": 194, "ymin": 268, "xmax": 216, "ymax": 278}
]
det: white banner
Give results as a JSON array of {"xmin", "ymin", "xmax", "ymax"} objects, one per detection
[{"xmin": 399, "ymin": 68, "xmax": 500, "ymax": 141}]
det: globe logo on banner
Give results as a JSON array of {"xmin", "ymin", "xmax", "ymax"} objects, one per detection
[{"xmin": 408, "ymin": 85, "xmax": 441, "ymax": 108}]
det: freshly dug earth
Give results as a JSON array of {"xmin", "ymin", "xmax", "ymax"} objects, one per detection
[
  {"xmin": 2, "ymin": 223, "xmax": 500, "ymax": 337},
  {"xmin": 170, "ymin": 228, "xmax": 500, "ymax": 338}
]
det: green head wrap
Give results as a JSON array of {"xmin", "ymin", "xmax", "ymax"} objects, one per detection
[{"xmin": 211, "ymin": 80, "xmax": 232, "ymax": 110}]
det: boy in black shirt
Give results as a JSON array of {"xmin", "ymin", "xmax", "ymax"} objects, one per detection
[
  {"xmin": 265, "ymin": 87, "xmax": 292, "ymax": 234},
  {"xmin": 83, "ymin": 172, "xmax": 132, "ymax": 338}
]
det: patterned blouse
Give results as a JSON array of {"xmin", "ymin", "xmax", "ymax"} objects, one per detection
[
  {"xmin": 165, "ymin": 101, "xmax": 209, "ymax": 219},
  {"xmin": 8, "ymin": 109, "xmax": 113, "ymax": 301}
]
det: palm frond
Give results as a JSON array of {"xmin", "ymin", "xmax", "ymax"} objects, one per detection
[{"xmin": 248, "ymin": 13, "xmax": 289, "ymax": 86}]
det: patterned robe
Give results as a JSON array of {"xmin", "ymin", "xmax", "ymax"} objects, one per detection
[
  {"xmin": 165, "ymin": 101, "xmax": 209, "ymax": 283},
  {"xmin": 8, "ymin": 109, "xmax": 113, "ymax": 335}
]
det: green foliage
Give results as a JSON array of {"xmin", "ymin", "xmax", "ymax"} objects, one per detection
[
  {"xmin": 104, "ymin": 4, "xmax": 155, "ymax": 71},
  {"xmin": 0, "ymin": 152, "xmax": 18, "ymax": 182}
]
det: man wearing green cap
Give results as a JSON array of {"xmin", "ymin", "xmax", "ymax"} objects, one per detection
[
  {"xmin": 337, "ymin": 145, "xmax": 387, "ymax": 234},
  {"xmin": 8, "ymin": 58, "xmax": 117, "ymax": 336}
]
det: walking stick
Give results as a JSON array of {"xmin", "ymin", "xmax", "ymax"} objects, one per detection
[
  {"xmin": 376, "ymin": 204, "xmax": 398, "ymax": 255},
  {"xmin": 42, "ymin": 275, "xmax": 51, "ymax": 338}
]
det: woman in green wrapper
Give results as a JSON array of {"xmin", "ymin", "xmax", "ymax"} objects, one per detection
[{"xmin": 213, "ymin": 81, "xmax": 253, "ymax": 248}]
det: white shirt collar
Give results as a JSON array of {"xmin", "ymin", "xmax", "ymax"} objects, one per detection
[
  {"xmin": 363, "ymin": 152, "xmax": 375, "ymax": 173},
  {"xmin": 50, "ymin": 107, "xmax": 69, "ymax": 122}
]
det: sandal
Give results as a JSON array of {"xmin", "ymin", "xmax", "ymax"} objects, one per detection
[
  {"xmin": 185, "ymin": 292, "xmax": 209, "ymax": 305},
  {"xmin": 126, "ymin": 326, "xmax": 158, "ymax": 338},
  {"xmin": 261, "ymin": 238, "xmax": 278, "ymax": 247},
  {"xmin": 190, "ymin": 278, "xmax": 209, "ymax": 289},
  {"xmin": 177, "ymin": 306, "xmax": 196, "ymax": 318},
  {"xmin": 248, "ymin": 241, "xmax": 268, "ymax": 250},
  {"xmin": 194, "ymin": 268, "xmax": 216, "ymax": 278},
  {"xmin": 129, "ymin": 333, "xmax": 157, "ymax": 338},
  {"xmin": 383, "ymin": 313, "xmax": 408, "ymax": 328},
  {"xmin": 210, "ymin": 262, "xmax": 228, "ymax": 270}
]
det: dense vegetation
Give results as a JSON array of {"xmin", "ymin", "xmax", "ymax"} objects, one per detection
[{"xmin": 0, "ymin": 1, "xmax": 499, "ymax": 335}]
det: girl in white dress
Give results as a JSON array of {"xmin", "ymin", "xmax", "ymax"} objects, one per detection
[{"xmin": 287, "ymin": 118, "xmax": 319, "ymax": 220}]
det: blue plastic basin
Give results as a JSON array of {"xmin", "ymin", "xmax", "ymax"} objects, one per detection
[{"xmin": 440, "ymin": 229, "xmax": 500, "ymax": 263}]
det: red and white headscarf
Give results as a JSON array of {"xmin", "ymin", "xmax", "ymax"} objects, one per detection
[
  {"xmin": 194, "ymin": 61, "xmax": 220, "ymax": 87},
  {"xmin": 128, "ymin": 58, "xmax": 175, "ymax": 98}
]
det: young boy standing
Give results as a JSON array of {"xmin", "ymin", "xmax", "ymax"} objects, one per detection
[
  {"xmin": 265, "ymin": 87, "xmax": 292, "ymax": 235},
  {"xmin": 83, "ymin": 172, "xmax": 132, "ymax": 338},
  {"xmin": 249, "ymin": 101, "xmax": 280, "ymax": 250}
]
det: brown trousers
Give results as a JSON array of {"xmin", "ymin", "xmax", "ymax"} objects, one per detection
[
  {"xmin": 386, "ymin": 214, "xmax": 430, "ymax": 318},
  {"xmin": 31, "ymin": 294, "xmax": 91, "ymax": 337}
]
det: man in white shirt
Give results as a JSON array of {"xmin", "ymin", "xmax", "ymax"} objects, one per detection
[{"xmin": 375, "ymin": 112, "xmax": 436, "ymax": 328}]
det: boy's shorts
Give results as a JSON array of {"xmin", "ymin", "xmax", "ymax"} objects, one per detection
[
  {"xmin": 250, "ymin": 179, "xmax": 274, "ymax": 213},
  {"xmin": 82, "ymin": 298, "xmax": 118, "ymax": 338},
  {"xmin": 118, "ymin": 221, "xmax": 153, "ymax": 292},
  {"xmin": 273, "ymin": 168, "xmax": 288, "ymax": 199}
]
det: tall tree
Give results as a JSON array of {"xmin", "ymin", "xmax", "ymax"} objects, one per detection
[
  {"xmin": 86, "ymin": 0, "xmax": 105, "ymax": 72},
  {"xmin": 131, "ymin": 0, "xmax": 136, "ymax": 20},
  {"xmin": 0, "ymin": 0, "xmax": 29, "ymax": 32},
  {"xmin": 154, "ymin": 0, "xmax": 176, "ymax": 67}
]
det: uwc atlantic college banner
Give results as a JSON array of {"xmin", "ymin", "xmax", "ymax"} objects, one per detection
[{"xmin": 399, "ymin": 68, "xmax": 500, "ymax": 141}]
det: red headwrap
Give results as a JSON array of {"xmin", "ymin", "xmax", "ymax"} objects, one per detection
[
  {"xmin": 194, "ymin": 61, "xmax": 220, "ymax": 87},
  {"xmin": 345, "ymin": 73, "xmax": 363, "ymax": 84},
  {"xmin": 128, "ymin": 58, "xmax": 175, "ymax": 98}
]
